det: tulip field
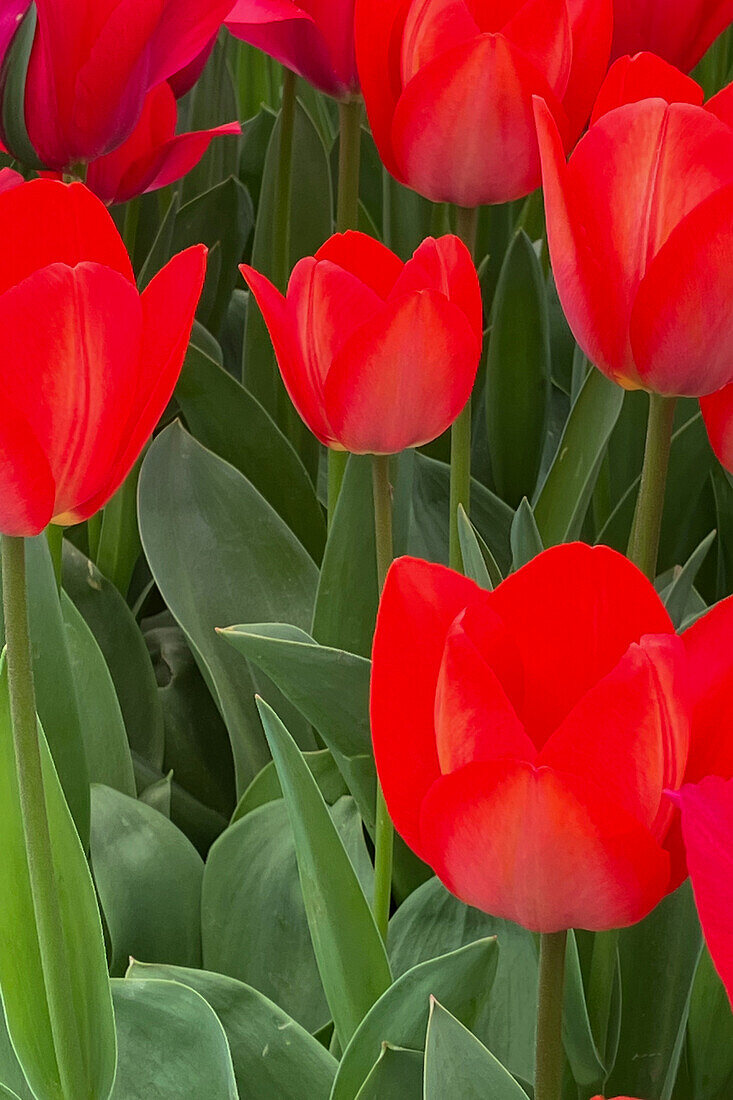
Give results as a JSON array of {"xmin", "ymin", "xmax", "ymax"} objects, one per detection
[{"xmin": 3, "ymin": 1, "xmax": 733, "ymax": 1099}]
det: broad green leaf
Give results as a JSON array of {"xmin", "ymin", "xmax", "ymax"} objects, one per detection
[
  {"xmin": 331, "ymin": 938, "xmax": 499, "ymax": 1100},
  {"xmin": 487, "ymin": 230, "xmax": 551, "ymax": 508},
  {"xmin": 221, "ymin": 622, "xmax": 375, "ymax": 826},
  {"xmin": 1, "ymin": 7, "xmax": 43, "ymax": 169},
  {"xmin": 61, "ymin": 593, "xmax": 136, "ymax": 797},
  {"xmin": 0, "ymin": 659, "xmax": 116, "ymax": 1100},
  {"xmin": 534, "ymin": 370, "xmax": 624, "ymax": 546},
  {"xmin": 563, "ymin": 930, "xmax": 605, "ymax": 1089},
  {"xmin": 457, "ymin": 506, "xmax": 496, "ymax": 589},
  {"xmin": 111, "ymin": 979, "xmax": 237, "ymax": 1099},
  {"xmin": 62, "ymin": 543, "xmax": 165, "ymax": 772},
  {"xmin": 354, "ymin": 1046, "xmax": 423, "ymax": 1100},
  {"xmin": 90, "ymin": 785, "xmax": 204, "ymax": 975},
  {"xmin": 202, "ymin": 796, "xmax": 373, "ymax": 1032},
  {"xmin": 606, "ymin": 882, "xmax": 702, "ymax": 1099},
  {"xmin": 389, "ymin": 877, "xmax": 536, "ymax": 1083},
  {"xmin": 424, "ymin": 1000, "xmax": 529, "ymax": 1099},
  {"xmin": 510, "ymin": 499, "xmax": 544, "ymax": 571},
  {"xmin": 0, "ymin": 1002, "xmax": 33, "ymax": 1100},
  {"xmin": 138, "ymin": 772, "xmax": 172, "ymax": 817},
  {"xmin": 687, "ymin": 947, "xmax": 733, "ymax": 1099},
  {"xmin": 180, "ymin": 36, "xmax": 240, "ymax": 200},
  {"xmin": 661, "ymin": 531, "xmax": 716, "ymax": 628},
  {"xmin": 138, "ymin": 422, "xmax": 318, "ymax": 793},
  {"xmin": 95, "ymin": 454, "xmax": 144, "ymax": 597},
  {"xmin": 133, "ymin": 756, "xmax": 228, "ymax": 857},
  {"xmin": 137, "ymin": 192, "xmax": 180, "ymax": 289},
  {"xmin": 256, "ymin": 699, "xmax": 391, "ymax": 1044},
  {"xmin": 312, "ymin": 455, "xmax": 378, "ymax": 659},
  {"xmin": 232, "ymin": 749, "xmax": 347, "ymax": 822},
  {"xmin": 127, "ymin": 961, "xmax": 337, "ymax": 1100},
  {"xmin": 177, "ymin": 342, "xmax": 326, "ymax": 563}
]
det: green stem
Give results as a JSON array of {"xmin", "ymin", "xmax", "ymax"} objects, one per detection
[
  {"xmin": 449, "ymin": 205, "xmax": 479, "ymax": 572},
  {"xmin": 272, "ymin": 68, "xmax": 297, "ymax": 293},
  {"xmin": 122, "ymin": 196, "xmax": 140, "ymax": 269},
  {"xmin": 328, "ymin": 99, "xmax": 363, "ymax": 526},
  {"xmin": 535, "ymin": 930, "xmax": 568, "ymax": 1100},
  {"xmin": 627, "ymin": 394, "xmax": 677, "ymax": 580},
  {"xmin": 87, "ymin": 511, "xmax": 102, "ymax": 562},
  {"xmin": 45, "ymin": 524, "xmax": 63, "ymax": 591},
  {"xmin": 371, "ymin": 454, "xmax": 394, "ymax": 943},
  {"xmin": 1, "ymin": 536, "xmax": 85, "ymax": 1097}
]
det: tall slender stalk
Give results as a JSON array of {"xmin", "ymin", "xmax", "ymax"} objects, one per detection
[
  {"xmin": 272, "ymin": 69, "xmax": 297, "ymax": 294},
  {"xmin": 535, "ymin": 930, "xmax": 568, "ymax": 1100},
  {"xmin": 1, "ymin": 536, "xmax": 84, "ymax": 1096},
  {"xmin": 449, "ymin": 204, "xmax": 479, "ymax": 572},
  {"xmin": 627, "ymin": 393, "xmax": 677, "ymax": 579},
  {"xmin": 371, "ymin": 454, "xmax": 394, "ymax": 943}
]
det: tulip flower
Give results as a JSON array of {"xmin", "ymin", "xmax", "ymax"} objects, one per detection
[
  {"xmin": 371, "ymin": 543, "xmax": 733, "ymax": 933},
  {"xmin": 536, "ymin": 55, "xmax": 733, "ymax": 398},
  {"xmin": 611, "ymin": 0, "xmax": 733, "ymax": 73},
  {"xmin": 85, "ymin": 82, "xmax": 241, "ymax": 206},
  {"xmin": 225, "ymin": 0, "xmax": 359, "ymax": 99},
  {"xmin": 354, "ymin": 0, "xmax": 613, "ymax": 207},
  {"xmin": 168, "ymin": 34, "xmax": 218, "ymax": 99},
  {"xmin": 1, "ymin": 0, "xmax": 234, "ymax": 170},
  {"xmin": 240, "ymin": 231, "xmax": 483, "ymax": 455},
  {"xmin": 0, "ymin": 178, "xmax": 206, "ymax": 537}
]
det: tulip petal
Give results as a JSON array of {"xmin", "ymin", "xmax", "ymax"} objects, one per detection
[
  {"xmin": 681, "ymin": 593, "xmax": 733, "ymax": 782},
  {"xmin": 323, "ymin": 289, "xmax": 479, "ymax": 453},
  {"xmin": 676, "ymin": 776, "xmax": 733, "ymax": 1006},
  {"xmin": 500, "ymin": 0, "xmax": 572, "ymax": 100},
  {"xmin": 611, "ymin": 0, "xmax": 733, "ymax": 73},
  {"xmin": 701, "ymin": 383, "xmax": 733, "ymax": 474},
  {"xmin": 706, "ymin": 81, "xmax": 733, "ymax": 128},
  {"xmin": 486, "ymin": 542, "xmax": 674, "ymax": 744},
  {"xmin": 392, "ymin": 33, "xmax": 568, "ymax": 205},
  {"xmin": 630, "ymin": 182, "xmax": 733, "ymax": 396},
  {"xmin": 388, "ymin": 235, "xmax": 483, "ymax": 342},
  {"xmin": 65, "ymin": 245, "xmax": 207, "ymax": 524},
  {"xmin": 591, "ymin": 53, "xmax": 704, "ymax": 125},
  {"xmin": 0, "ymin": 391, "xmax": 55, "ymax": 537},
  {"xmin": 420, "ymin": 759, "xmax": 671, "ymax": 932},
  {"xmin": 540, "ymin": 635, "xmax": 689, "ymax": 836},
  {"xmin": 399, "ymin": 0, "xmax": 480, "ymax": 85},
  {"xmin": 0, "ymin": 179, "xmax": 133, "ymax": 293},
  {"xmin": 562, "ymin": 0, "xmax": 613, "ymax": 137},
  {"xmin": 314, "ymin": 231, "xmax": 404, "ymax": 299},
  {"xmin": 0, "ymin": 1, "xmax": 28, "ymax": 61},
  {"xmin": 371, "ymin": 556, "xmax": 487, "ymax": 856},
  {"xmin": 355, "ymin": 0, "xmax": 410, "ymax": 178}
]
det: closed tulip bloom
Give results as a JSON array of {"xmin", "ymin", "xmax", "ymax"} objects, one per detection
[
  {"xmin": 2, "ymin": 0, "xmax": 234, "ymax": 169},
  {"xmin": 536, "ymin": 54, "xmax": 733, "ymax": 398},
  {"xmin": 226, "ymin": 0, "xmax": 359, "ymax": 99},
  {"xmin": 86, "ymin": 82, "xmax": 241, "ymax": 205},
  {"xmin": 0, "ymin": 179, "xmax": 206, "ymax": 537},
  {"xmin": 355, "ymin": 0, "xmax": 613, "ymax": 207},
  {"xmin": 240, "ymin": 232, "xmax": 482, "ymax": 454},
  {"xmin": 371, "ymin": 543, "xmax": 733, "ymax": 933},
  {"xmin": 611, "ymin": 0, "xmax": 733, "ymax": 73}
]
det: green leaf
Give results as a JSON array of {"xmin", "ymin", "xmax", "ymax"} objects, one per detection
[
  {"xmin": 312, "ymin": 455, "xmax": 379, "ymax": 659},
  {"xmin": 534, "ymin": 370, "xmax": 624, "ymax": 546},
  {"xmin": 177, "ymin": 342, "xmax": 326, "ymax": 562},
  {"xmin": 127, "ymin": 961, "xmax": 338, "ymax": 1100},
  {"xmin": 61, "ymin": 593, "xmax": 136, "ymax": 798},
  {"xmin": 111, "ymin": 979, "xmax": 237, "ymax": 1098},
  {"xmin": 221, "ymin": 622, "xmax": 375, "ymax": 826},
  {"xmin": 457, "ymin": 506, "xmax": 497, "ymax": 589},
  {"xmin": 487, "ymin": 230, "xmax": 551, "ymax": 508},
  {"xmin": 0, "ymin": 658, "xmax": 116, "ymax": 1100},
  {"xmin": 686, "ymin": 947, "xmax": 733, "ymax": 1100},
  {"xmin": 0, "ymin": 7, "xmax": 43, "ymax": 169},
  {"xmin": 138, "ymin": 422, "xmax": 318, "ymax": 793},
  {"xmin": 95, "ymin": 454, "xmax": 144, "ymax": 597},
  {"xmin": 202, "ymin": 796, "xmax": 374, "ymax": 1033},
  {"xmin": 388, "ymin": 877, "xmax": 537, "ymax": 1084},
  {"xmin": 62, "ymin": 542, "xmax": 165, "ymax": 772},
  {"xmin": 562, "ymin": 930, "xmax": 605, "ymax": 1088},
  {"xmin": 232, "ymin": 748, "xmax": 348, "ymax": 822},
  {"xmin": 255, "ymin": 699, "xmax": 391, "ymax": 1044},
  {"xmin": 90, "ymin": 784, "xmax": 204, "ymax": 976},
  {"xmin": 0, "ymin": 1001, "xmax": 34, "ymax": 1100},
  {"xmin": 137, "ymin": 191, "xmax": 180, "ymax": 289},
  {"xmin": 331, "ymin": 938, "xmax": 499, "ymax": 1100},
  {"xmin": 180, "ymin": 36, "xmax": 240, "ymax": 200},
  {"xmin": 424, "ymin": 999, "xmax": 529, "ymax": 1099},
  {"xmin": 661, "ymin": 531, "xmax": 716, "ymax": 628},
  {"xmin": 510, "ymin": 499, "xmax": 544, "ymax": 571},
  {"xmin": 354, "ymin": 1046, "xmax": 424, "ymax": 1100}
]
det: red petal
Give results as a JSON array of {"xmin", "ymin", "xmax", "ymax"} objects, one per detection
[
  {"xmin": 399, "ymin": 0, "xmax": 480, "ymax": 85},
  {"xmin": 371, "ymin": 556, "xmax": 486, "ymax": 856},
  {"xmin": 323, "ymin": 288, "xmax": 479, "ymax": 453},
  {"xmin": 562, "ymin": 0, "xmax": 613, "ymax": 138},
  {"xmin": 611, "ymin": 0, "xmax": 733, "ymax": 73},
  {"xmin": 0, "ymin": 391, "xmax": 55, "ymax": 537},
  {"xmin": 314, "ymin": 231, "xmax": 404, "ymax": 299},
  {"xmin": 591, "ymin": 53, "xmax": 704, "ymax": 125},
  {"xmin": 0, "ymin": 179, "xmax": 133, "ymax": 293},
  {"xmin": 420, "ymin": 759, "xmax": 671, "ymax": 932},
  {"xmin": 676, "ymin": 776, "xmax": 733, "ymax": 1006},
  {"xmin": 682, "ymin": 594, "xmax": 733, "ymax": 783},
  {"xmin": 388, "ymin": 234, "xmax": 483, "ymax": 344},
  {"xmin": 540, "ymin": 635, "xmax": 689, "ymax": 837},
  {"xmin": 701, "ymin": 383, "xmax": 733, "ymax": 474},
  {"xmin": 500, "ymin": 0, "xmax": 572, "ymax": 100},
  {"xmin": 355, "ymin": 0, "xmax": 410, "ymax": 178},
  {"xmin": 486, "ymin": 542, "xmax": 674, "ymax": 745},
  {"xmin": 706, "ymin": 80, "xmax": 733, "ymax": 128},
  {"xmin": 392, "ymin": 33, "xmax": 568, "ymax": 205}
]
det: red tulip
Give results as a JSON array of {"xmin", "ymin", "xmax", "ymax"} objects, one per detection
[
  {"xmin": 611, "ymin": 0, "xmax": 733, "ymax": 73},
  {"xmin": 354, "ymin": 0, "xmax": 613, "ymax": 207},
  {"xmin": 240, "ymin": 231, "xmax": 482, "ymax": 454},
  {"xmin": 536, "ymin": 54, "xmax": 733, "ymax": 398},
  {"xmin": 168, "ymin": 34, "xmax": 218, "ymax": 99},
  {"xmin": 0, "ymin": 178, "xmax": 206, "ymax": 537},
  {"xmin": 371, "ymin": 543, "xmax": 733, "ymax": 933},
  {"xmin": 85, "ymin": 82, "xmax": 240, "ymax": 205},
  {"xmin": 0, "ymin": 167, "xmax": 23, "ymax": 193},
  {"xmin": 1, "ymin": 0, "xmax": 234, "ymax": 170},
  {"xmin": 226, "ymin": 0, "xmax": 359, "ymax": 99},
  {"xmin": 673, "ymin": 777, "xmax": 733, "ymax": 1007}
]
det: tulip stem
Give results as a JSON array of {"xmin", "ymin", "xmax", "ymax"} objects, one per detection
[
  {"xmin": 627, "ymin": 394, "xmax": 677, "ymax": 580},
  {"xmin": 372, "ymin": 454, "xmax": 394, "ymax": 943},
  {"xmin": 273, "ymin": 68, "xmax": 297, "ymax": 293},
  {"xmin": 449, "ymin": 205, "xmax": 479, "ymax": 572},
  {"xmin": 1, "ymin": 536, "xmax": 84, "ymax": 1096},
  {"xmin": 535, "ymin": 930, "xmax": 568, "ymax": 1100},
  {"xmin": 122, "ymin": 197, "xmax": 140, "ymax": 269}
]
